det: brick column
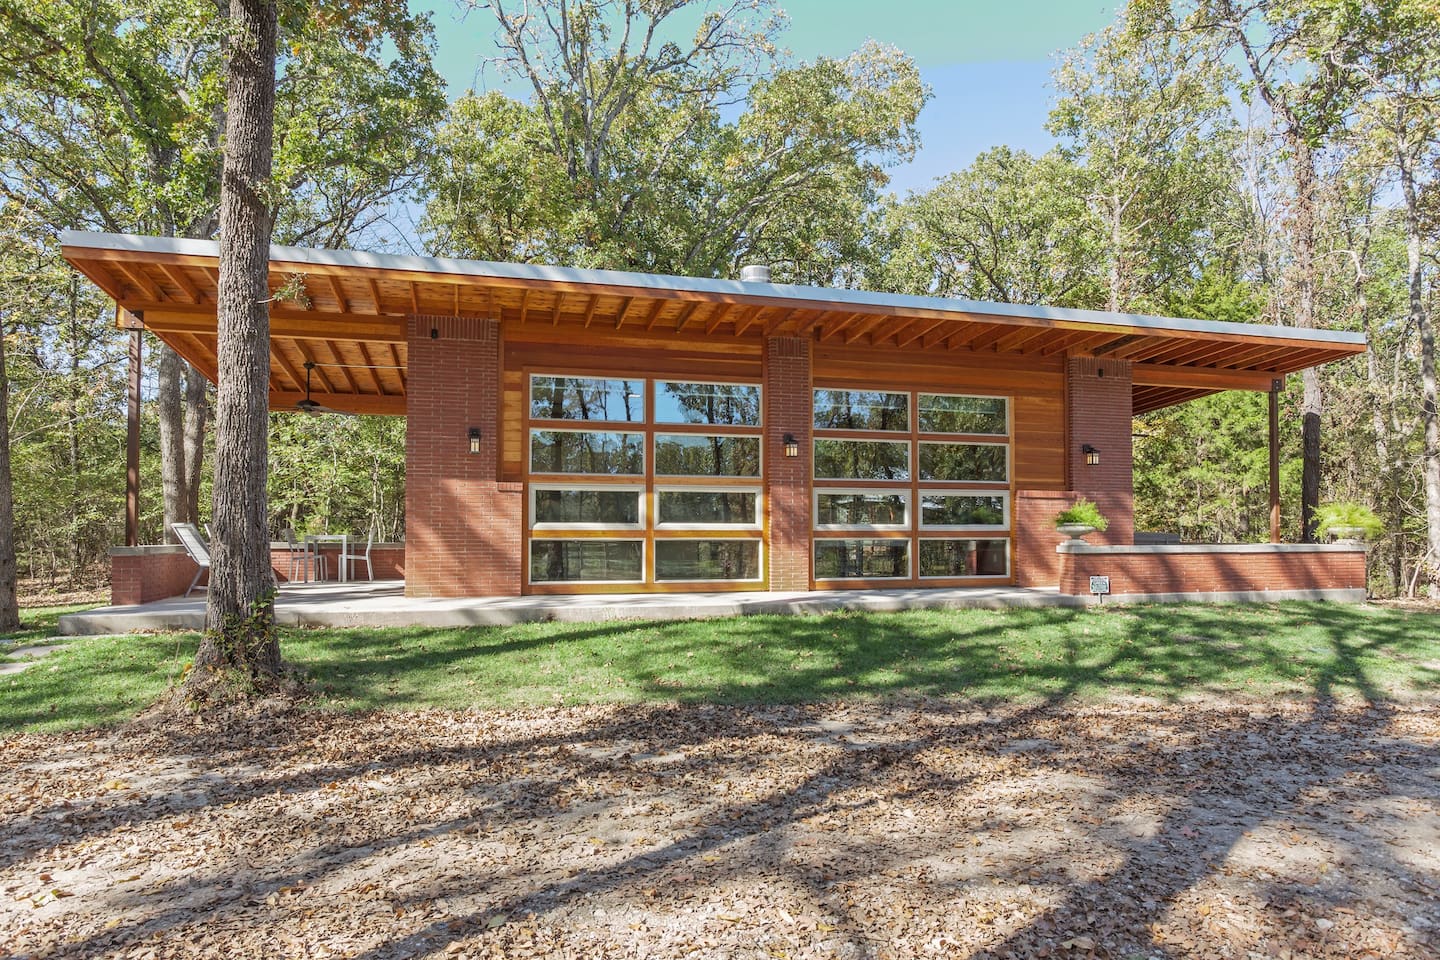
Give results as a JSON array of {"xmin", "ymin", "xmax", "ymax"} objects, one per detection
[
  {"xmin": 764, "ymin": 336, "xmax": 812, "ymax": 591},
  {"xmin": 1066, "ymin": 357, "xmax": 1134, "ymax": 545},
  {"xmin": 405, "ymin": 315, "xmax": 522, "ymax": 597}
]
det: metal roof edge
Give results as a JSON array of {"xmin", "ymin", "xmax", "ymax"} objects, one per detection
[{"xmin": 60, "ymin": 230, "xmax": 1368, "ymax": 347}]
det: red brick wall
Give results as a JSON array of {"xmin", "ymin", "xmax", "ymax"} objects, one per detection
[
  {"xmin": 110, "ymin": 548, "xmax": 204, "ymax": 605},
  {"xmin": 1057, "ymin": 545, "xmax": 1367, "ymax": 597},
  {"xmin": 270, "ymin": 544, "xmax": 405, "ymax": 582},
  {"xmin": 405, "ymin": 315, "xmax": 523, "ymax": 597},
  {"xmin": 1015, "ymin": 490, "xmax": 1083, "ymax": 587},
  {"xmin": 1066, "ymin": 357, "xmax": 1133, "ymax": 545},
  {"xmin": 765, "ymin": 336, "xmax": 813, "ymax": 590}
]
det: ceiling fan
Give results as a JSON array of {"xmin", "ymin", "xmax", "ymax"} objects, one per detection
[{"xmin": 294, "ymin": 361, "xmax": 353, "ymax": 416}]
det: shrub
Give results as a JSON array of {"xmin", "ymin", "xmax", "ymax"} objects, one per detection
[
  {"xmin": 1314, "ymin": 501, "xmax": 1384, "ymax": 541},
  {"xmin": 1054, "ymin": 498, "xmax": 1109, "ymax": 532}
]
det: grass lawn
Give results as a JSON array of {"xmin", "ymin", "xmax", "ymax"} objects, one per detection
[
  {"xmin": 0, "ymin": 603, "xmax": 99, "ymax": 649},
  {"xmin": 3, "ymin": 601, "xmax": 1437, "ymax": 734}
]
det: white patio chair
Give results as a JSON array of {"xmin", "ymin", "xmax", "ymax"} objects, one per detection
[
  {"xmin": 279, "ymin": 526, "xmax": 326, "ymax": 582},
  {"xmin": 340, "ymin": 527, "xmax": 376, "ymax": 582},
  {"xmin": 170, "ymin": 522, "xmax": 211, "ymax": 597}
]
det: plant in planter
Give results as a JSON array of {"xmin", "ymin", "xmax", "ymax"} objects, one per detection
[
  {"xmin": 1054, "ymin": 498, "xmax": 1109, "ymax": 540},
  {"xmin": 1313, "ymin": 501, "xmax": 1383, "ymax": 542}
]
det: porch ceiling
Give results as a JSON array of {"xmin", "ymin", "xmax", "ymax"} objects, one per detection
[{"xmin": 61, "ymin": 231, "xmax": 1367, "ymax": 416}]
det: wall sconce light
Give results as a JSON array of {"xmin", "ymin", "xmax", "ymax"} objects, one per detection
[
  {"xmin": 468, "ymin": 426, "xmax": 482, "ymax": 454},
  {"xmin": 783, "ymin": 433, "xmax": 799, "ymax": 458},
  {"xmin": 1083, "ymin": 444, "xmax": 1100, "ymax": 466}
]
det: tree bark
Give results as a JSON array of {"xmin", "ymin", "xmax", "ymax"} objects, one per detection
[
  {"xmin": 192, "ymin": 0, "xmax": 279, "ymax": 683},
  {"xmin": 0, "ymin": 318, "xmax": 20, "ymax": 632},
  {"xmin": 1289, "ymin": 137, "xmax": 1322, "ymax": 541},
  {"xmin": 1399, "ymin": 153, "xmax": 1440, "ymax": 594},
  {"xmin": 157, "ymin": 343, "xmax": 187, "ymax": 541},
  {"xmin": 184, "ymin": 366, "xmax": 208, "ymax": 525}
]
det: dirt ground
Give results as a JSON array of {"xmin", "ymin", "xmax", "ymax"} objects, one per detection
[{"xmin": 2, "ymin": 698, "xmax": 1437, "ymax": 959}]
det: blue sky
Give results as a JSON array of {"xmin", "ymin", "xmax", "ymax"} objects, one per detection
[{"xmin": 412, "ymin": 1, "xmax": 1118, "ymax": 196}]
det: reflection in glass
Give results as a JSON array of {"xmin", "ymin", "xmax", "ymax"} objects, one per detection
[
  {"xmin": 656, "ymin": 490, "xmax": 758, "ymax": 525},
  {"xmin": 530, "ymin": 376, "xmax": 644, "ymax": 422},
  {"xmin": 813, "ymin": 389, "xmax": 908, "ymax": 431},
  {"xmin": 920, "ymin": 494, "xmax": 1005, "ymax": 527},
  {"xmin": 530, "ymin": 431, "xmax": 644, "ymax": 475},
  {"xmin": 654, "ymin": 434, "xmax": 761, "ymax": 477},
  {"xmin": 815, "ymin": 492, "xmax": 908, "ymax": 527},
  {"xmin": 532, "ymin": 488, "xmax": 641, "ymax": 525},
  {"xmin": 813, "ymin": 539, "xmax": 909, "ymax": 578},
  {"xmin": 530, "ymin": 540, "xmax": 643, "ymax": 581},
  {"xmin": 918, "ymin": 395, "xmax": 1007, "ymax": 434},
  {"xmin": 813, "ymin": 439, "xmax": 910, "ymax": 480},
  {"xmin": 655, "ymin": 540, "xmax": 760, "ymax": 580},
  {"xmin": 918, "ymin": 443, "xmax": 1007, "ymax": 482},
  {"xmin": 918, "ymin": 539, "xmax": 1008, "ymax": 577},
  {"xmin": 655, "ymin": 382, "xmax": 760, "ymax": 425}
]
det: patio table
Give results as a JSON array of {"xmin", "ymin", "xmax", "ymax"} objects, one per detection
[{"xmin": 304, "ymin": 533, "xmax": 349, "ymax": 582}]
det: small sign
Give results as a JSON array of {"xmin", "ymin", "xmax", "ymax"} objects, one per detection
[{"xmin": 1089, "ymin": 575, "xmax": 1111, "ymax": 596}]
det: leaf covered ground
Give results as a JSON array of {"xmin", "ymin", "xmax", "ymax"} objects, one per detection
[{"xmin": 2, "ymin": 697, "xmax": 1437, "ymax": 959}]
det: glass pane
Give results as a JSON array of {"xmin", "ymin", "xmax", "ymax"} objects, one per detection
[
  {"xmin": 530, "ymin": 375, "xmax": 644, "ymax": 422},
  {"xmin": 920, "ymin": 494, "xmax": 1006, "ymax": 527},
  {"xmin": 815, "ymin": 492, "xmax": 908, "ymax": 527},
  {"xmin": 533, "ymin": 489, "xmax": 640, "ymax": 525},
  {"xmin": 655, "ymin": 382, "xmax": 761, "ymax": 426},
  {"xmin": 529, "ymin": 540, "xmax": 643, "ymax": 582},
  {"xmin": 918, "ymin": 395, "xmax": 1007, "ymax": 434},
  {"xmin": 813, "ymin": 439, "xmax": 910, "ymax": 480},
  {"xmin": 919, "ymin": 539, "xmax": 1008, "ymax": 577},
  {"xmin": 918, "ymin": 443, "xmax": 1007, "ymax": 482},
  {"xmin": 654, "ymin": 434, "xmax": 761, "ymax": 477},
  {"xmin": 530, "ymin": 431, "xmax": 644, "ymax": 475},
  {"xmin": 814, "ymin": 539, "xmax": 910, "ymax": 579},
  {"xmin": 813, "ymin": 389, "xmax": 908, "ymax": 431},
  {"xmin": 656, "ymin": 490, "xmax": 758, "ymax": 525},
  {"xmin": 655, "ymin": 540, "xmax": 760, "ymax": 581}
]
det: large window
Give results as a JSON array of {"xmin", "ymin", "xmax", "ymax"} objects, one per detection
[
  {"xmin": 528, "ymin": 374, "xmax": 763, "ymax": 588},
  {"xmin": 814, "ymin": 387, "xmax": 1011, "ymax": 583}
]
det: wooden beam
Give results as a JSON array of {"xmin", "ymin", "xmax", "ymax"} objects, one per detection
[
  {"xmin": 582, "ymin": 294, "xmax": 600, "ymax": 328},
  {"xmin": 271, "ymin": 342, "xmax": 310, "ymax": 393},
  {"xmin": 551, "ymin": 294, "xmax": 563, "ymax": 326},
  {"xmin": 367, "ymin": 277, "xmax": 384, "ymax": 314},
  {"xmin": 733, "ymin": 305, "xmax": 763, "ymax": 337},
  {"xmin": 157, "ymin": 263, "xmax": 204, "ymax": 305},
  {"xmin": 326, "ymin": 275, "xmax": 349, "ymax": 313},
  {"xmin": 409, "ymin": 281, "xmax": 421, "ymax": 313},
  {"xmin": 1131, "ymin": 362, "xmax": 1282, "ymax": 392},
  {"xmin": 1269, "ymin": 381, "xmax": 1281, "ymax": 542},
  {"xmin": 518, "ymin": 289, "xmax": 530, "ymax": 325},
  {"xmin": 357, "ymin": 342, "xmax": 385, "ymax": 395},
  {"xmin": 818, "ymin": 312, "xmax": 864, "ymax": 342},
  {"xmin": 125, "ymin": 330, "xmax": 141, "ymax": 547},
  {"xmin": 843, "ymin": 314, "xmax": 890, "ymax": 345},
  {"xmin": 268, "ymin": 391, "xmax": 406, "ymax": 416},
  {"xmin": 292, "ymin": 341, "xmax": 336, "ymax": 392},
  {"xmin": 114, "ymin": 261, "xmax": 165, "ymax": 302},
  {"xmin": 673, "ymin": 301, "xmax": 699, "ymax": 332},
  {"xmin": 615, "ymin": 296, "xmax": 635, "ymax": 331},
  {"xmin": 324, "ymin": 341, "xmax": 360, "ymax": 392},
  {"xmin": 704, "ymin": 303, "xmax": 734, "ymax": 335},
  {"xmin": 139, "ymin": 307, "xmax": 405, "ymax": 344},
  {"xmin": 894, "ymin": 318, "xmax": 950, "ymax": 349},
  {"xmin": 643, "ymin": 299, "xmax": 667, "ymax": 331},
  {"xmin": 991, "ymin": 325, "xmax": 1052, "ymax": 354}
]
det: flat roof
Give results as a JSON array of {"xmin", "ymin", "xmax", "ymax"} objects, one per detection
[
  {"xmin": 60, "ymin": 230, "xmax": 1365, "ymax": 348},
  {"xmin": 59, "ymin": 229, "xmax": 1367, "ymax": 416}
]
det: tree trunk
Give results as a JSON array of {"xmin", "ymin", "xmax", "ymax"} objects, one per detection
[
  {"xmin": 0, "ymin": 319, "xmax": 20, "ymax": 632},
  {"xmin": 1399, "ymin": 156, "xmax": 1440, "ymax": 594},
  {"xmin": 184, "ymin": 366, "xmax": 208, "ymax": 525},
  {"xmin": 191, "ymin": 0, "xmax": 279, "ymax": 684},
  {"xmin": 1290, "ymin": 137, "xmax": 1322, "ymax": 541},
  {"xmin": 157, "ymin": 343, "xmax": 187, "ymax": 542}
]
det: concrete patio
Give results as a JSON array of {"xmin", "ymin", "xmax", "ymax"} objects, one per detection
[{"xmin": 59, "ymin": 580, "xmax": 1098, "ymax": 635}]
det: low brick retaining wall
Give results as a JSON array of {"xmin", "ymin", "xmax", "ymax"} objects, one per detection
[
  {"xmin": 1056, "ymin": 541, "xmax": 1367, "ymax": 602},
  {"xmin": 110, "ymin": 542, "xmax": 406, "ymax": 606}
]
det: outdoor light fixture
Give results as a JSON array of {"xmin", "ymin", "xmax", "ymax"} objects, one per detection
[
  {"xmin": 783, "ymin": 433, "xmax": 799, "ymax": 458},
  {"xmin": 1083, "ymin": 444, "xmax": 1100, "ymax": 466},
  {"xmin": 468, "ymin": 427, "xmax": 482, "ymax": 454}
]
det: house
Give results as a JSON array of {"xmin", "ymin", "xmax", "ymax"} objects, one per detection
[{"xmin": 61, "ymin": 231, "xmax": 1369, "ymax": 605}]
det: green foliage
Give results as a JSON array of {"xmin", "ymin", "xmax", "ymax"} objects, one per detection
[
  {"xmin": 1055, "ymin": 498, "xmax": 1110, "ymax": 531},
  {"xmin": 267, "ymin": 414, "xmax": 405, "ymax": 539},
  {"xmin": 1314, "ymin": 501, "xmax": 1385, "ymax": 541},
  {"xmin": 424, "ymin": 0, "xmax": 926, "ymax": 282}
]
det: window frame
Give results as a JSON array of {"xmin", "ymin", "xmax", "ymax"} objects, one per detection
[
  {"xmin": 527, "ymin": 373, "xmax": 647, "ymax": 425},
  {"xmin": 916, "ymin": 492, "xmax": 1011, "ymax": 531},
  {"xmin": 527, "ymin": 426, "xmax": 647, "ymax": 477},
  {"xmin": 652, "ymin": 431, "xmax": 764, "ymax": 479},
  {"xmin": 813, "ymin": 488, "xmax": 912, "ymax": 531},
  {"xmin": 529, "ymin": 483, "xmax": 646, "ymax": 531},
  {"xmin": 653, "ymin": 537, "xmax": 765, "ymax": 583},
  {"xmin": 653, "ymin": 378, "xmax": 763, "ymax": 427},
  {"xmin": 526, "ymin": 537, "xmax": 648, "ymax": 586},
  {"xmin": 916, "ymin": 537, "xmax": 1012, "ymax": 580},
  {"xmin": 915, "ymin": 391, "xmax": 1010, "ymax": 437},
  {"xmin": 916, "ymin": 439, "xmax": 1010, "ymax": 484},
  {"xmin": 653, "ymin": 485, "xmax": 763, "ymax": 530}
]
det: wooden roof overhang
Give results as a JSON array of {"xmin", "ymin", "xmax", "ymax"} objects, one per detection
[{"xmin": 61, "ymin": 232, "xmax": 1368, "ymax": 417}]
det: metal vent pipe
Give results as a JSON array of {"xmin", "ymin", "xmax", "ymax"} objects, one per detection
[{"xmin": 738, "ymin": 264, "xmax": 771, "ymax": 283}]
